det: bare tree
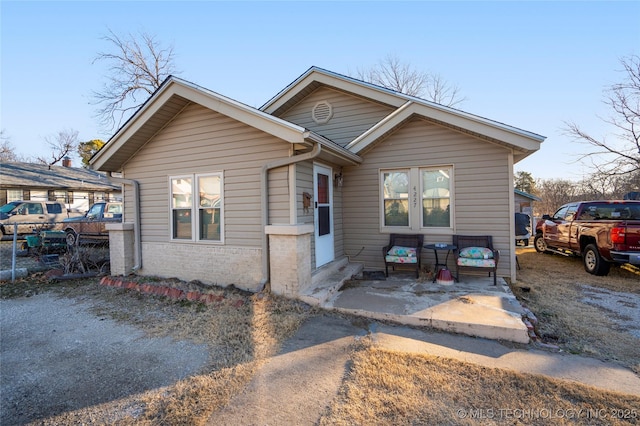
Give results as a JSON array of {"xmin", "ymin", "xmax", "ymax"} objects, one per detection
[
  {"xmin": 579, "ymin": 169, "xmax": 640, "ymax": 199},
  {"xmin": 564, "ymin": 55, "xmax": 640, "ymax": 176},
  {"xmin": 36, "ymin": 129, "xmax": 78, "ymax": 166},
  {"xmin": 92, "ymin": 29, "xmax": 178, "ymax": 131},
  {"xmin": 535, "ymin": 178, "xmax": 581, "ymax": 215},
  {"xmin": 355, "ymin": 54, "xmax": 466, "ymax": 107},
  {"xmin": 0, "ymin": 129, "xmax": 19, "ymax": 162}
]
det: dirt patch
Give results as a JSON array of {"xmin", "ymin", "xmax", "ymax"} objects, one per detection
[
  {"xmin": 1, "ymin": 293, "xmax": 210, "ymax": 425},
  {"xmin": 580, "ymin": 285, "xmax": 640, "ymax": 339},
  {"xmin": 511, "ymin": 248, "xmax": 640, "ymax": 373},
  {"xmin": 0, "ymin": 278, "xmax": 314, "ymax": 425}
]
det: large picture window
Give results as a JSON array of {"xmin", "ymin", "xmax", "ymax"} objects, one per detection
[
  {"xmin": 421, "ymin": 169, "xmax": 451, "ymax": 227},
  {"xmin": 381, "ymin": 166, "xmax": 453, "ymax": 231},
  {"xmin": 170, "ymin": 173, "xmax": 223, "ymax": 242},
  {"xmin": 382, "ymin": 171, "xmax": 409, "ymax": 227}
]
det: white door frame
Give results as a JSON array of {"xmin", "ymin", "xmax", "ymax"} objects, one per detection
[{"xmin": 313, "ymin": 164, "xmax": 334, "ymax": 268}]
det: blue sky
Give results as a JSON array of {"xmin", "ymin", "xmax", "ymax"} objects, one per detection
[{"xmin": 1, "ymin": 1, "xmax": 639, "ymax": 180}]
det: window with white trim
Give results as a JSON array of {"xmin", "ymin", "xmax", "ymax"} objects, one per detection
[
  {"xmin": 170, "ymin": 173, "xmax": 223, "ymax": 242},
  {"xmin": 7, "ymin": 190, "xmax": 22, "ymax": 202},
  {"xmin": 381, "ymin": 166, "xmax": 453, "ymax": 231}
]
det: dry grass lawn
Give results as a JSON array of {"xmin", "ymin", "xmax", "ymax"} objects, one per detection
[
  {"xmin": 320, "ymin": 347, "xmax": 640, "ymax": 425},
  {"xmin": 321, "ymin": 249, "xmax": 640, "ymax": 425},
  {"xmin": 3, "ymin": 249, "xmax": 640, "ymax": 425}
]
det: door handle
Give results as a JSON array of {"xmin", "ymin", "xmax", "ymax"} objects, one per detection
[{"xmin": 315, "ymin": 201, "xmax": 318, "ymax": 208}]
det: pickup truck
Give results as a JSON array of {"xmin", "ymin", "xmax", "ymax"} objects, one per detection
[
  {"xmin": 61, "ymin": 201, "xmax": 123, "ymax": 245},
  {"xmin": 0, "ymin": 200, "xmax": 83, "ymax": 236},
  {"xmin": 535, "ymin": 200, "xmax": 640, "ymax": 275}
]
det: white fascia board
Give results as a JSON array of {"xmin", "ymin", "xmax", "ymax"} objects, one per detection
[
  {"xmin": 172, "ymin": 83, "xmax": 307, "ymax": 143},
  {"xmin": 417, "ymin": 103, "xmax": 545, "ymax": 150},
  {"xmin": 346, "ymin": 101, "xmax": 414, "ymax": 152},
  {"xmin": 261, "ymin": 67, "xmax": 317, "ymax": 112},
  {"xmin": 261, "ymin": 67, "xmax": 405, "ymax": 114},
  {"xmin": 91, "ymin": 82, "xmax": 179, "ymax": 169},
  {"xmin": 347, "ymin": 102, "xmax": 544, "ymax": 155},
  {"xmin": 92, "ymin": 78, "xmax": 309, "ymax": 169},
  {"xmin": 306, "ymin": 132, "xmax": 362, "ymax": 165},
  {"xmin": 263, "ymin": 67, "xmax": 545, "ymax": 147}
]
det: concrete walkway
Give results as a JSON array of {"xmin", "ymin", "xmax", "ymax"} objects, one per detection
[{"xmin": 208, "ymin": 314, "xmax": 640, "ymax": 425}]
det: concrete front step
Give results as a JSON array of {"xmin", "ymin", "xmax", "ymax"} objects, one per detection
[{"xmin": 300, "ymin": 259, "xmax": 363, "ymax": 306}]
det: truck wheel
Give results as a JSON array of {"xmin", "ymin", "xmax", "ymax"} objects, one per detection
[
  {"xmin": 66, "ymin": 230, "xmax": 78, "ymax": 246},
  {"xmin": 583, "ymin": 244, "xmax": 610, "ymax": 276},
  {"xmin": 534, "ymin": 235, "xmax": 548, "ymax": 253}
]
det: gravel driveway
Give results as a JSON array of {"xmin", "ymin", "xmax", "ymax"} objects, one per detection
[{"xmin": 0, "ymin": 293, "xmax": 210, "ymax": 425}]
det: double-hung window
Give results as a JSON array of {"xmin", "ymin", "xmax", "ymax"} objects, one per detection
[
  {"xmin": 381, "ymin": 166, "xmax": 453, "ymax": 231},
  {"xmin": 170, "ymin": 173, "xmax": 223, "ymax": 242}
]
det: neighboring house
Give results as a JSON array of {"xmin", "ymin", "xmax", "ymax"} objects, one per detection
[
  {"xmin": 514, "ymin": 189, "xmax": 540, "ymax": 242},
  {"xmin": 91, "ymin": 67, "xmax": 545, "ymax": 295},
  {"xmin": 0, "ymin": 161, "xmax": 121, "ymax": 212},
  {"xmin": 514, "ymin": 188, "xmax": 540, "ymax": 217}
]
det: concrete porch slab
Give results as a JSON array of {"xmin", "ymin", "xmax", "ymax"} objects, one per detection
[{"xmin": 304, "ymin": 269, "xmax": 530, "ymax": 344}]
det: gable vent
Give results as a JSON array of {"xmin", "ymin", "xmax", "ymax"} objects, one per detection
[{"xmin": 312, "ymin": 101, "xmax": 333, "ymax": 124}]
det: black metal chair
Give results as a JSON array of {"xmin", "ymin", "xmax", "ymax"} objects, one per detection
[
  {"xmin": 452, "ymin": 235, "xmax": 499, "ymax": 285},
  {"xmin": 382, "ymin": 234, "xmax": 424, "ymax": 278}
]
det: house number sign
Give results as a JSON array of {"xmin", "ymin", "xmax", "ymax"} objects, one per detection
[{"xmin": 412, "ymin": 185, "xmax": 418, "ymax": 208}]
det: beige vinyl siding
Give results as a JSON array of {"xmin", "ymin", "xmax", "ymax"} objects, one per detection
[
  {"xmin": 295, "ymin": 162, "xmax": 316, "ymax": 265},
  {"xmin": 342, "ymin": 117, "xmax": 513, "ymax": 276},
  {"xmin": 122, "ymin": 103, "xmax": 292, "ymax": 247},
  {"xmin": 295, "ymin": 161, "xmax": 345, "ymax": 270},
  {"xmin": 268, "ymin": 166, "xmax": 290, "ymax": 225},
  {"xmin": 333, "ymin": 172, "xmax": 344, "ymax": 260},
  {"xmin": 278, "ymin": 87, "xmax": 394, "ymax": 147},
  {"xmin": 295, "ymin": 162, "xmax": 314, "ymax": 225}
]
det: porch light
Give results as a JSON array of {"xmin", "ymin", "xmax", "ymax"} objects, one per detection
[{"xmin": 334, "ymin": 171, "xmax": 343, "ymax": 187}]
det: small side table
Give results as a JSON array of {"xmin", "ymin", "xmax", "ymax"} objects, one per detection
[{"xmin": 424, "ymin": 243, "xmax": 457, "ymax": 283}]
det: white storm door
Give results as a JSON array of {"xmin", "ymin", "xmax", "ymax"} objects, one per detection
[{"xmin": 314, "ymin": 164, "xmax": 334, "ymax": 268}]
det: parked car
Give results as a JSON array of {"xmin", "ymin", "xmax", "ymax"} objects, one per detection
[
  {"xmin": 61, "ymin": 201, "xmax": 123, "ymax": 245},
  {"xmin": 536, "ymin": 200, "xmax": 640, "ymax": 275},
  {"xmin": 0, "ymin": 200, "xmax": 83, "ymax": 236}
]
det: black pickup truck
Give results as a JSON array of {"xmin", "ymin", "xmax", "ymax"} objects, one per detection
[{"xmin": 535, "ymin": 200, "xmax": 640, "ymax": 275}]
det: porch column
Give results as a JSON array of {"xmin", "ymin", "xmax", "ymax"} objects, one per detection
[
  {"xmin": 265, "ymin": 224, "xmax": 314, "ymax": 298},
  {"xmin": 106, "ymin": 222, "xmax": 135, "ymax": 275}
]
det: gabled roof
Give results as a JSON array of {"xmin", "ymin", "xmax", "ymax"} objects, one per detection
[
  {"xmin": 0, "ymin": 162, "xmax": 120, "ymax": 191},
  {"xmin": 262, "ymin": 66, "xmax": 545, "ymax": 161},
  {"xmin": 91, "ymin": 76, "xmax": 360, "ymax": 171}
]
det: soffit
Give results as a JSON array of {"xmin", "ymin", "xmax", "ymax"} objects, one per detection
[
  {"xmin": 91, "ymin": 78, "xmax": 310, "ymax": 172},
  {"xmin": 349, "ymin": 102, "xmax": 543, "ymax": 162},
  {"xmin": 93, "ymin": 94, "xmax": 191, "ymax": 172}
]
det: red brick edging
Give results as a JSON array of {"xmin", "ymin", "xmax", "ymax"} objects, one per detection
[{"xmin": 99, "ymin": 276, "xmax": 245, "ymax": 307}]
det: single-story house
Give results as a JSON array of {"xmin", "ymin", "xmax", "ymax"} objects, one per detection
[
  {"xmin": 514, "ymin": 188, "xmax": 540, "ymax": 216},
  {"xmin": 91, "ymin": 67, "xmax": 545, "ymax": 296},
  {"xmin": 0, "ymin": 161, "xmax": 121, "ymax": 212}
]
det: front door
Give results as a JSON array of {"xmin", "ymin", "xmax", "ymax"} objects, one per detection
[{"xmin": 314, "ymin": 164, "xmax": 334, "ymax": 267}]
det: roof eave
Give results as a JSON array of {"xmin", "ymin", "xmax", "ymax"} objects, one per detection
[
  {"xmin": 263, "ymin": 67, "xmax": 546, "ymax": 149},
  {"xmin": 347, "ymin": 102, "xmax": 545, "ymax": 155},
  {"xmin": 92, "ymin": 77, "xmax": 310, "ymax": 172}
]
